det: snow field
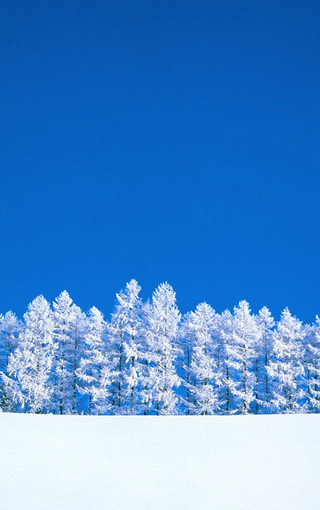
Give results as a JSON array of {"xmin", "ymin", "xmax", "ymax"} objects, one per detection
[{"xmin": 0, "ymin": 414, "xmax": 319, "ymax": 510}]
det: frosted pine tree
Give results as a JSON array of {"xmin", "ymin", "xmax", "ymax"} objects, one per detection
[
  {"xmin": 304, "ymin": 318, "xmax": 320, "ymax": 413},
  {"xmin": 211, "ymin": 312, "xmax": 226, "ymax": 413},
  {"xmin": 178, "ymin": 312, "xmax": 194, "ymax": 414},
  {"xmin": 3, "ymin": 296, "xmax": 54, "ymax": 413},
  {"xmin": 108, "ymin": 280, "xmax": 143, "ymax": 415},
  {"xmin": 122, "ymin": 280, "xmax": 144, "ymax": 414},
  {"xmin": 218, "ymin": 309, "xmax": 237, "ymax": 414},
  {"xmin": 269, "ymin": 308, "xmax": 305, "ymax": 413},
  {"xmin": 52, "ymin": 291, "xmax": 78, "ymax": 414},
  {"xmin": 139, "ymin": 301, "xmax": 155, "ymax": 415},
  {"xmin": 0, "ymin": 311, "xmax": 21, "ymax": 410},
  {"xmin": 69, "ymin": 304, "xmax": 88, "ymax": 414},
  {"xmin": 0, "ymin": 311, "xmax": 21, "ymax": 372},
  {"xmin": 145, "ymin": 283, "xmax": 181, "ymax": 415},
  {"xmin": 77, "ymin": 307, "xmax": 111, "ymax": 415},
  {"xmin": 187, "ymin": 303, "xmax": 219, "ymax": 415},
  {"xmin": 256, "ymin": 306, "xmax": 275, "ymax": 413},
  {"xmin": 232, "ymin": 300, "xmax": 261, "ymax": 414}
]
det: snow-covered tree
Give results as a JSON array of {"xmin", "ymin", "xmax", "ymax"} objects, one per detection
[
  {"xmin": 144, "ymin": 283, "xmax": 181, "ymax": 415},
  {"xmin": 0, "ymin": 282, "xmax": 319, "ymax": 416},
  {"xmin": 108, "ymin": 280, "xmax": 143, "ymax": 415},
  {"xmin": 0, "ymin": 311, "xmax": 21, "ymax": 410},
  {"xmin": 217, "ymin": 309, "xmax": 237, "ymax": 414},
  {"xmin": 52, "ymin": 291, "xmax": 79, "ymax": 414},
  {"xmin": 0, "ymin": 311, "xmax": 21, "ymax": 372},
  {"xmin": 256, "ymin": 306, "xmax": 275, "ymax": 413},
  {"xmin": 178, "ymin": 312, "xmax": 194, "ymax": 414},
  {"xmin": 69, "ymin": 304, "xmax": 88, "ymax": 414},
  {"xmin": 269, "ymin": 308, "xmax": 305, "ymax": 413},
  {"xmin": 3, "ymin": 296, "xmax": 54, "ymax": 413},
  {"xmin": 121, "ymin": 280, "xmax": 144, "ymax": 414},
  {"xmin": 77, "ymin": 307, "xmax": 110, "ymax": 415},
  {"xmin": 232, "ymin": 301, "xmax": 261, "ymax": 414},
  {"xmin": 186, "ymin": 303, "xmax": 219, "ymax": 415},
  {"xmin": 304, "ymin": 318, "xmax": 320, "ymax": 413},
  {"xmin": 211, "ymin": 312, "xmax": 227, "ymax": 414},
  {"xmin": 139, "ymin": 301, "xmax": 155, "ymax": 415}
]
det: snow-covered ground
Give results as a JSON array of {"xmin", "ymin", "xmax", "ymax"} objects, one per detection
[{"xmin": 0, "ymin": 414, "xmax": 319, "ymax": 510}]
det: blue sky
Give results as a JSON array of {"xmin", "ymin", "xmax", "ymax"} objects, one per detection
[{"xmin": 1, "ymin": 1, "xmax": 320, "ymax": 321}]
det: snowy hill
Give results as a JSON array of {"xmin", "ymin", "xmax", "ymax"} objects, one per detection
[{"xmin": 0, "ymin": 414, "xmax": 319, "ymax": 510}]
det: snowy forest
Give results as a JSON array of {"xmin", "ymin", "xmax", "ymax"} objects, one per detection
[{"xmin": 0, "ymin": 279, "xmax": 319, "ymax": 415}]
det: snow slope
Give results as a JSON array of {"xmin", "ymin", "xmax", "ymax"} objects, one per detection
[{"xmin": 0, "ymin": 414, "xmax": 319, "ymax": 510}]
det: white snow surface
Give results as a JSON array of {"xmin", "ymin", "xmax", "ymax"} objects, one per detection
[{"xmin": 0, "ymin": 414, "xmax": 319, "ymax": 510}]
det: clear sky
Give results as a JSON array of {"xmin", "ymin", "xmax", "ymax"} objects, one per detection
[{"xmin": 1, "ymin": 1, "xmax": 320, "ymax": 321}]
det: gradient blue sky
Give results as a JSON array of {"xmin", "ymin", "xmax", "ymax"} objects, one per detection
[{"xmin": 1, "ymin": 1, "xmax": 320, "ymax": 321}]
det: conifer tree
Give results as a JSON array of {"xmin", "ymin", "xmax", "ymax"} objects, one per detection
[
  {"xmin": 139, "ymin": 301, "xmax": 155, "ymax": 415},
  {"xmin": 108, "ymin": 280, "xmax": 143, "ymax": 414},
  {"xmin": 186, "ymin": 303, "xmax": 219, "ymax": 415},
  {"xmin": 178, "ymin": 312, "xmax": 194, "ymax": 415},
  {"xmin": 218, "ymin": 309, "xmax": 237, "ymax": 414},
  {"xmin": 0, "ymin": 311, "xmax": 21, "ymax": 372},
  {"xmin": 256, "ymin": 306, "xmax": 275, "ymax": 413},
  {"xmin": 52, "ymin": 291, "xmax": 77, "ymax": 414},
  {"xmin": 0, "ymin": 311, "xmax": 21, "ymax": 410},
  {"xmin": 211, "ymin": 312, "xmax": 226, "ymax": 414},
  {"xmin": 69, "ymin": 304, "xmax": 88, "ymax": 414},
  {"xmin": 304, "ymin": 318, "xmax": 320, "ymax": 413},
  {"xmin": 121, "ymin": 280, "xmax": 144, "ymax": 414},
  {"xmin": 3, "ymin": 296, "xmax": 54, "ymax": 413},
  {"xmin": 232, "ymin": 300, "xmax": 261, "ymax": 414},
  {"xmin": 0, "ymin": 282, "xmax": 319, "ymax": 416},
  {"xmin": 77, "ymin": 307, "xmax": 110, "ymax": 415},
  {"xmin": 269, "ymin": 308, "xmax": 305, "ymax": 413},
  {"xmin": 144, "ymin": 283, "xmax": 181, "ymax": 415}
]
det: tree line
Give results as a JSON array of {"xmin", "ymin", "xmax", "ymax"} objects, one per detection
[{"xmin": 0, "ymin": 280, "xmax": 319, "ymax": 415}]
